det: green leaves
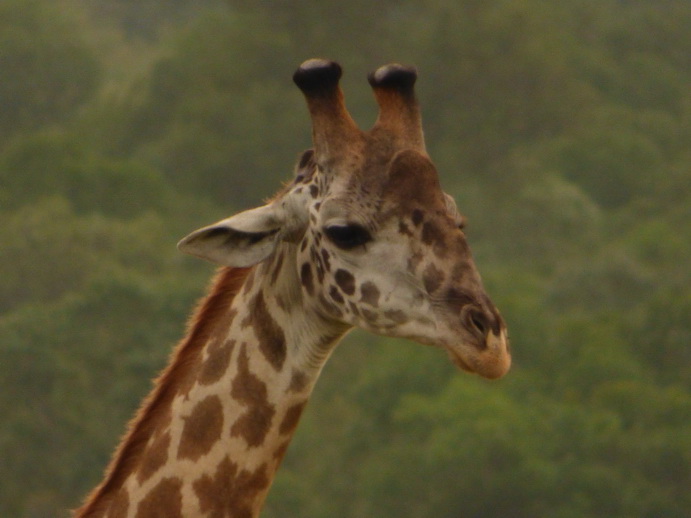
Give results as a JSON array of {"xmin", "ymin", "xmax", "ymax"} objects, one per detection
[
  {"xmin": 0, "ymin": 0, "xmax": 99, "ymax": 141},
  {"xmin": 0, "ymin": 130, "xmax": 176, "ymax": 217}
]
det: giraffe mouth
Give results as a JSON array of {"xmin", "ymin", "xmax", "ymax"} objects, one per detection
[
  {"xmin": 447, "ymin": 350, "xmax": 474, "ymax": 373},
  {"xmin": 444, "ymin": 329, "xmax": 511, "ymax": 380}
]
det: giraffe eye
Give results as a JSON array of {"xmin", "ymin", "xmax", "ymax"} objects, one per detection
[{"xmin": 324, "ymin": 224, "xmax": 372, "ymax": 250}]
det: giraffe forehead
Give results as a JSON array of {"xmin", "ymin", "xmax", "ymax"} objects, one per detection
[
  {"xmin": 315, "ymin": 151, "xmax": 445, "ymax": 215},
  {"xmin": 290, "ymin": 137, "xmax": 452, "ymax": 244},
  {"xmin": 303, "ymin": 128, "xmax": 429, "ymax": 187}
]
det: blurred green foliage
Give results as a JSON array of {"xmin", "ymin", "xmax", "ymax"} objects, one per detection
[
  {"xmin": 0, "ymin": 0, "xmax": 99, "ymax": 142},
  {"xmin": 0, "ymin": 0, "xmax": 689, "ymax": 517}
]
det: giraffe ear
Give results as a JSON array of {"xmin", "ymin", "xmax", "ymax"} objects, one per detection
[
  {"xmin": 177, "ymin": 204, "xmax": 284, "ymax": 267},
  {"xmin": 443, "ymin": 192, "xmax": 466, "ymax": 229}
]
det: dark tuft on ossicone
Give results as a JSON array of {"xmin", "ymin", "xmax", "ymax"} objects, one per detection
[
  {"xmin": 293, "ymin": 59, "xmax": 342, "ymax": 94},
  {"xmin": 368, "ymin": 64, "xmax": 417, "ymax": 92}
]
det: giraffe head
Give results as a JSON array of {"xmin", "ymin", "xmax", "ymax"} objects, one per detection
[{"xmin": 179, "ymin": 59, "xmax": 510, "ymax": 379}]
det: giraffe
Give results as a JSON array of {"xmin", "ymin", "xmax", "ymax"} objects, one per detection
[{"xmin": 74, "ymin": 59, "xmax": 510, "ymax": 518}]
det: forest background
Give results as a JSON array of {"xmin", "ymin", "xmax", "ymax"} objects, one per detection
[{"xmin": 1, "ymin": 0, "xmax": 689, "ymax": 517}]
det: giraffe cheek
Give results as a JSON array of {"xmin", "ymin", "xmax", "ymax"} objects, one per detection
[
  {"xmin": 359, "ymin": 281, "xmax": 380, "ymax": 308},
  {"xmin": 423, "ymin": 263, "xmax": 445, "ymax": 295},
  {"xmin": 360, "ymin": 308, "xmax": 379, "ymax": 325}
]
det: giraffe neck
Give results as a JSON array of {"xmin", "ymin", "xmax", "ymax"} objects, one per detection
[{"xmin": 76, "ymin": 246, "xmax": 349, "ymax": 518}]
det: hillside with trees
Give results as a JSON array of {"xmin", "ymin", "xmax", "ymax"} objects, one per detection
[{"xmin": 1, "ymin": 1, "xmax": 689, "ymax": 516}]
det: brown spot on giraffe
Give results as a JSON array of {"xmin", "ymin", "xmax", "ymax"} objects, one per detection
[
  {"xmin": 105, "ymin": 488, "xmax": 129, "ymax": 518},
  {"xmin": 348, "ymin": 300, "xmax": 361, "ymax": 317},
  {"xmin": 151, "ymin": 407, "xmax": 173, "ymax": 442},
  {"xmin": 450, "ymin": 257, "xmax": 473, "ymax": 283},
  {"xmin": 360, "ymin": 281, "xmax": 380, "ymax": 307},
  {"xmin": 279, "ymin": 402, "xmax": 307, "ymax": 435},
  {"xmin": 288, "ymin": 369, "xmax": 309, "ymax": 393},
  {"xmin": 422, "ymin": 220, "xmax": 446, "ymax": 250},
  {"xmin": 177, "ymin": 395, "xmax": 224, "ymax": 461},
  {"xmin": 230, "ymin": 345, "xmax": 276, "ymax": 447},
  {"xmin": 361, "ymin": 308, "xmax": 378, "ymax": 322},
  {"xmin": 297, "ymin": 148, "xmax": 314, "ymax": 170},
  {"xmin": 199, "ymin": 338, "xmax": 236, "ymax": 385},
  {"xmin": 193, "ymin": 456, "xmax": 270, "ymax": 518},
  {"xmin": 249, "ymin": 291, "xmax": 287, "ymax": 371},
  {"xmin": 329, "ymin": 285, "xmax": 345, "ymax": 304},
  {"xmin": 137, "ymin": 430, "xmax": 171, "ymax": 484},
  {"xmin": 444, "ymin": 287, "xmax": 476, "ymax": 314},
  {"xmin": 135, "ymin": 477, "xmax": 183, "ymax": 518},
  {"xmin": 399, "ymin": 220, "xmax": 413, "ymax": 236},
  {"xmin": 275, "ymin": 294, "xmax": 288, "ymax": 311},
  {"xmin": 335, "ymin": 269, "xmax": 356, "ymax": 296},
  {"xmin": 423, "ymin": 263, "xmax": 445, "ymax": 294}
]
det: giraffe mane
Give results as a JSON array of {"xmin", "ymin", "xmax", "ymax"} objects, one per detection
[{"xmin": 74, "ymin": 266, "xmax": 253, "ymax": 517}]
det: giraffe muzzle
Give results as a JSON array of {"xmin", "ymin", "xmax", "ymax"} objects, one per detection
[{"xmin": 453, "ymin": 305, "xmax": 511, "ymax": 379}]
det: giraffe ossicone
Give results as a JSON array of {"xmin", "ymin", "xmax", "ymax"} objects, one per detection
[{"xmin": 75, "ymin": 59, "xmax": 510, "ymax": 518}]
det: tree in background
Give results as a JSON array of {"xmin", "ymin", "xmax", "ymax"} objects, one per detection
[{"xmin": 0, "ymin": 0, "xmax": 99, "ymax": 143}]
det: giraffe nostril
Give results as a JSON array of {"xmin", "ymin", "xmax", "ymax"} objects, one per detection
[{"xmin": 465, "ymin": 307, "xmax": 490, "ymax": 341}]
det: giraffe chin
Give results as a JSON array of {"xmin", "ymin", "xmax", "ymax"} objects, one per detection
[
  {"xmin": 447, "ymin": 349, "xmax": 510, "ymax": 379},
  {"xmin": 448, "ymin": 351, "xmax": 510, "ymax": 380},
  {"xmin": 447, "ymin": 351, "xmax": 475, "ymax": 374},
  {"xmin": 446, "ymin": 333, "xmax": 512, "ymax": 380}
]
